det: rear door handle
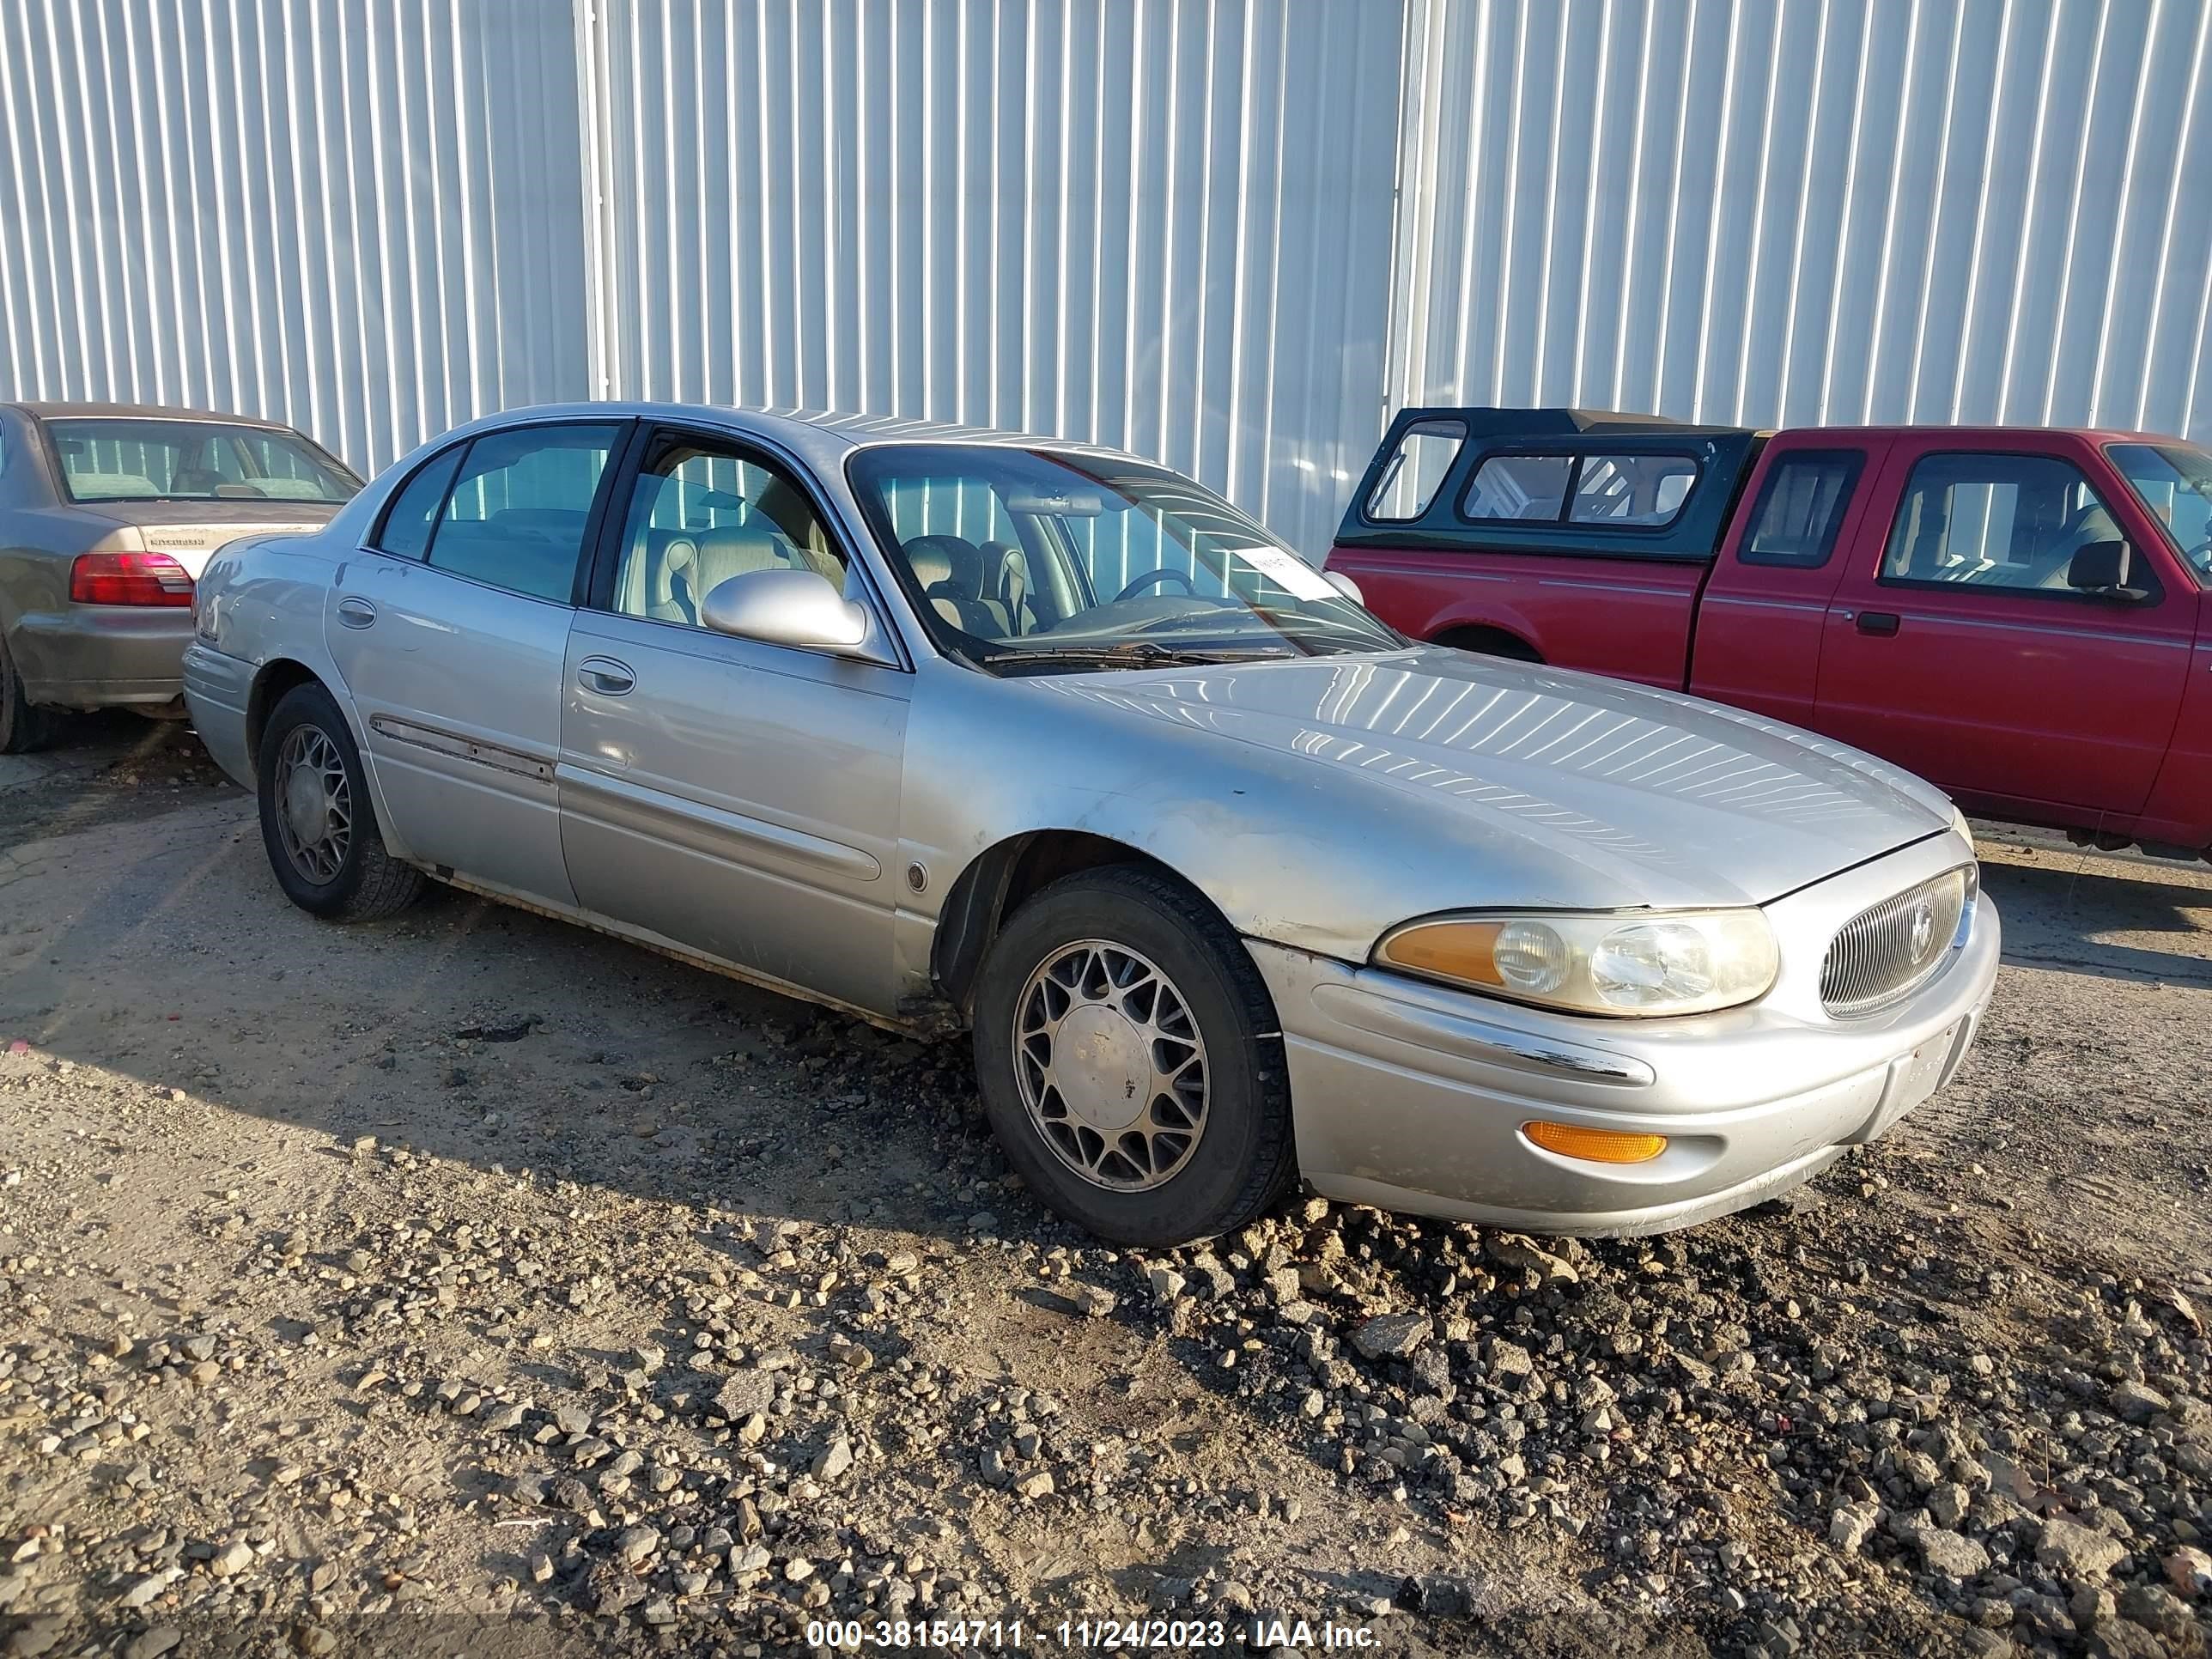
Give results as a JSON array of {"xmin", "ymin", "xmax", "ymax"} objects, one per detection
[
  {"xmin": 1855, "ymin": 611, "xmax": 1900, "ymax": 637},
  {"xmin": 577, "ymin": 656, "xmax": 635, "ymax": 696},
  {"xmin": 336, "ymin": 596, "xmax": 378, "ymax": 629}
]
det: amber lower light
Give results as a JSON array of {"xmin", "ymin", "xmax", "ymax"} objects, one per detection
[
  {"xmin": 1378, "ymin": 919, "xmax": 1504, "ymax": 985},
  {"xmin": 1522, "ymin": 1121, "xmax": 1668, "ymax": 1164}
]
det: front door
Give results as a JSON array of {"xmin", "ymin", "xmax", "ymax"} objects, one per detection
[
  {"xmin": 556, "ymin": 425, "xmax": 911, "ymax": 1015},
  {"xmin": 1814, "ymin": 438, "xmax": 2193, "ymax": 819},
  {"xmin": 327, "ymin": 420, "xmax": 627, "ymax": 905}
]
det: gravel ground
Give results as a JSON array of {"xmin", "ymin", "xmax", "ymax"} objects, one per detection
[{"xmin": 0, "ymin": 757, "xmax": 2207, "ymax": 1659}]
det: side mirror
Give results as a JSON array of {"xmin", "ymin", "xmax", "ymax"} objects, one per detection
[
  {"xmin": 2065, "ymin": 539, "xmax": 2149, "ymax": 600},
  {"xmin": 1322, "ymin": 568, "xmax": 1364, "ymax": 605},
  {"xmin": 700, "ymin": 567, "xmax": 872, "ymax": 650}
]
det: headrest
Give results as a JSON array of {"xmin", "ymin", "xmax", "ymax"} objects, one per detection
[{"xmin": 903, "ymin": 535, "xmax": 965, "ymax": 589}]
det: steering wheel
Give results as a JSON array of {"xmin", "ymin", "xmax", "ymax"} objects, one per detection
[
  {"xmin": 2185, "ymin": 539, "xmax": 2212, "ymax": 573},
  {"xmin": 1113, "ymin": 568, "xmax": 1197, "ymax": 602}
]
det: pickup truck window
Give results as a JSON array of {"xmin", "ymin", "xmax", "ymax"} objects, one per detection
[
  {"xmin": 1365, "ymin": 420, "xmax": 1465, "ymax": 520},
  {"xmin": 1740, "ymin": 451, "xmax": 1863, "ymax": 568},
  {"xmin": 1568, "ymin": 455, "xmax": 1698, "ymax": 526},
  {"xmin": 1879, "ymin": 452, "xmax": 2154, "ymax": 599},
  {"xmin": 1463, "ymin": 454, "xmax": 1572, "ymax": 520},
  {"xmin": 2107, "ymin": 441, "xmax": 2212, "ymax": 579}
]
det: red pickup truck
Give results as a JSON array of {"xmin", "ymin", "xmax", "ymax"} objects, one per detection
[{"xmin": 1325, "ymin": 409, "xmax": 2212, "ymax": 860}]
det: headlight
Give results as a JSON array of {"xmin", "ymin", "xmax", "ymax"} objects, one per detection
[
  {"xmin": 1376, "ymin": 909, "xmax": 1779, "ymax": 1017},
  {"xmin": 1949, "ymin": 805, "xmax": 1975, "ymax": 856}
]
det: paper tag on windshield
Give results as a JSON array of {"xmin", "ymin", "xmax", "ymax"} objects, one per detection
[{"xmin": 1235, "ymin": 546, "xmax": 1336, "ymax": 601}]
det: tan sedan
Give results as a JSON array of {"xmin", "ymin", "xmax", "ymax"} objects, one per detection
[{"xmin": 0, "ymin": 400, "xmax": 360, "ymax": 752}]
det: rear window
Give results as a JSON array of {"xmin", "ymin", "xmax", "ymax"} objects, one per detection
[
  {"xmin": 1568, "ymin": 455, "xmax": 1698, "ymax": 526},
  {"xmin": 1463, "ymin": 454, "xmax": 1573, "ymax": 520},
  {"xmin": 43, "ymin": 416, "xmax": 359, "ymax": 504},
  {"xmin": 1364, "ymin": 420, "xmax": 1465, "ymax": 521},
  {"xmin": 1462, "ymin": 451, "xmax": 1698, "ymax": 527},
  {"xmin": 1739, "ymin": 451, "xmax": 1864, "ymax": 568}
]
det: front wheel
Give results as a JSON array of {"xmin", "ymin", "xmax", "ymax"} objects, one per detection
[
  {"xmin": 257, "ymin": 682, "xmax": 424, "ymax": 921},
  {"xmin": 971, "ymin": 866, "xmax": 1297, "ymax": 1247}
]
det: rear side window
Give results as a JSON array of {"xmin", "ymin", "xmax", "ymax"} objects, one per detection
[
  {"xmin": 428, "ymin": 423, "xmax": 619, "ymax": 602},
  {"xmin": 1568, "ymin": 455, "xmax": 1699, "ymax": 526},
  {"xmin": 1463, "ymin": 454, "xmax": 1573, "ymax": 520},
  {"xmin": 1740, "ymin": 451, "xmax": 1864, "ymax": 568},
  {"xmin": 1364, "ymin": 420, "xmax": 1465, "ymax": 521},
  {"xmin": 374, "ymin": 447, "xmax": 465, "ymax": 562}
]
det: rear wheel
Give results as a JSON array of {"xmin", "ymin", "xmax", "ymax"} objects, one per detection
[
  {"xmin": 971, "ymin": 866, "xmax": 1297, "ymax": 1246},
  {"xmin": 0, "ymin": 632, "xmax": 58, "ymax": 755},
  {"xmin": 257, "ymin": 682, "xmax": 423, "ymax": 921}
]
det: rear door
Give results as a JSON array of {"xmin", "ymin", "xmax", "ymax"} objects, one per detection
[
  {"xmin": 1691, "ymin": 435, "xmax": 1889, "ymax": 727},
  {"xmin": 326, "ymin": 420, "xmax": 627, "ymax": 906},
  {"xmin": 1812, "ymin": 434, "xmax": 2193, "ymax": 817}
]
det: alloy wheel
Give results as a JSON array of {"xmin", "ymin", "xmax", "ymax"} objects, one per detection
[
  {"xmin": 1012, "ymin": 939, "xmax": 1208, "ymax": 1192},
  {"xmin": 273, "ymin": 724, "xmax": 352, "ymax": 884}
]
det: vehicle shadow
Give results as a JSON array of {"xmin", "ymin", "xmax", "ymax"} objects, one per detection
[{"xmin": 1975, "ymin": 845, "xmax": 2212, "ymax": 989}]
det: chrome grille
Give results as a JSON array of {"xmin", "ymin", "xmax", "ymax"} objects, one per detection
[{"xmin": 1820, "ymin": 866, "xmax": 1973, "ymax": 1018}]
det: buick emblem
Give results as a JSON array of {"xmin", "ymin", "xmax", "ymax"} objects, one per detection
[{"xmin": 1907, "ymin": 898, "xmax": 1937, "ymax": 963}]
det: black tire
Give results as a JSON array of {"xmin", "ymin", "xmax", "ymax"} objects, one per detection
[
  {"xmin": 256, "ymin": 682, "xmax": 424, "ymax": 921},
  {"xmin": 0, "ymin": 630, "xmax": 58, "ymax": 755},
  {"xmin": 971, "ymin": 865, "xmax": 1297, "ymax": 1247}
]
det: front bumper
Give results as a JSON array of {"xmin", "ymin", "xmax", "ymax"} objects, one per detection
[
  {"xmin": 12, "ymin": 605, "xmax": 195, "ymax": 708},
  {"xmin": 1252, "ymin": 832, "xmax": 2000, "ymax": 1236}
]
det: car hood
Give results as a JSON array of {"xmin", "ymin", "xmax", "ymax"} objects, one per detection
[{"xmin": 1044, "ymin": 647, "xmax": 1952, "ymax": 907}]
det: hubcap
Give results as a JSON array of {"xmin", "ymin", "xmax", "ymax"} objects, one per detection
[
  {"xmin": 273, "ymin": 724, "xmax": 351, "ymax": 884},
  {"xmin": 1013, "ymin": 940, "xmax": 1208, "ymax": 1193}
]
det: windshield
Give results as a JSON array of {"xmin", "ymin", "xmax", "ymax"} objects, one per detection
[
  {"xmin": 847, "ymin": 444, "xmax": 1403, "ymax": 673},
  {"xmin": 2107, "ymin": 441, "xmax": 2212, "ymax": 580},
  {"xmin": 46, "ymin": 417, "xmax": 361, "ymax": 505}
]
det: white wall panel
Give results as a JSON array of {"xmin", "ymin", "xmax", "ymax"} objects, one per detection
[
  {"xmin": 579, "ymin": 0, "xmax": 1407, "ymax": 555},
  {"xmin": 0, "ymin": 0, "xmax": 591, "ymax": 476},
  {"xmin": 1388, "ymin": 0, "xmax": 2212, "ymax": 443}
]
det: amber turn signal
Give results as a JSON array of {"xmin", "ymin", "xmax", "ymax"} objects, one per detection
[{"xmin": 1522, "ymin": 1121, "xmax": 1668, "ymax": 1164}]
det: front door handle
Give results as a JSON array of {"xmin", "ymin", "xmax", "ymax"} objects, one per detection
[
  {"xmin": 1855, "ymin": 611, "xmax": 1901, "ymax": 637},
  {"xmin": 336, "ymin": 596, "xmax": 378, "ymax": 629},
  {"xmin": 577, "ymin": 656, "xmax": 636, "ymax": 696}
]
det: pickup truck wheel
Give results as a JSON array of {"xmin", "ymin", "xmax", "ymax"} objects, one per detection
[
  {"xmin": 1436, "ymin": 626, "xmax": 1540, "ymax": 663},
  {"xmin": 0, "ymin": 633, "xmax": 58, "ymax": 755},
  {"xmin": 971, "ymin": 866, "xmax": 1297, "ymax": 1247},
  {"xmin": 257, "ymin": 683, "xmax": 424, "ymax": 921}
]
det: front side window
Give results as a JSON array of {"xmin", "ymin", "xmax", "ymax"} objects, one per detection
[
  {"xmin": 43, "ymin": 417, "xmax": 359, "ymax": 504},
  {"xmin": 847, "ymin": 444, "xmax": 1402, "ymax": 674},
  {"xmin": 2107, "ymin": 441, "xmax": 2212, "ymax": 581},
  {"xmin": 1880, "ymin": 452, "xmax": 2154, "ymax": 598},
  {"xmin": 1568, "ymin": 454, "xmax": 1698, "ymax": 526},
  {"xmin": 607, "ymin": 434, "xmax": 847, "ymax": 628},
  {"xmin": 1364, "ymin": 420, "xmax": 1465, "ymax": 521},
  {"xmin": 1462, "ymin": 453, "xmax": 1571, "ymax": 521},
  {"xmin": 1739, "ymin": 451, "xmax": 1864, "ymax": 568},
  {"xmin": 427, "ymin": 423, "xmax": 618, "ymax": 602}
]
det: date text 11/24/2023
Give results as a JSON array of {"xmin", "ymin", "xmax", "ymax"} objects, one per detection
[{"xmin": 802, "ymin": 1617, "xmax": 1382, "ymax": 1650}]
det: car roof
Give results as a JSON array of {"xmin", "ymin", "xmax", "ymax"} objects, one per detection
[
  {"xmin": 7, "ymin": 399, "xmax": 295, "ymax": 427},
  {"xmin": 432, "ymin": 401, "xmax": 1160, "ymax": 471}
]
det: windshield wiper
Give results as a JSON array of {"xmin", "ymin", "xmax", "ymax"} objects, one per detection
[{"xmin": 974, "ymin": 640, "xmax": 1295, "ymax": 672}]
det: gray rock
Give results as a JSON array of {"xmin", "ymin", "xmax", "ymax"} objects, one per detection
[
  {"xmin": 1829, "ymin": 1504, "xmax": 1880, "ymax": 1554},
  {"xmin": 2038, "ymin": 1517, "xmax": 2129, "ymax": 1582},
  {"xmin": 714, "ymin": 1368, "xmax": 776, "ymax": 1421},
  {"xmin": 2110, "ymin": 1381, "xmax": 2170, "ymax": 1423},
  {"xmin": 1912, "ymin": 1526, "xmax": 1990, "ymax": 1579},
  {"xmin": 1352, "ymin": 1314, "xmax": 1431, "ymax": 1360}
]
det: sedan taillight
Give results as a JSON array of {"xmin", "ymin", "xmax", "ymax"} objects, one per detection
[{"xmin": 70, "ymin": 552, "xmax": 196, "ymax": 607}]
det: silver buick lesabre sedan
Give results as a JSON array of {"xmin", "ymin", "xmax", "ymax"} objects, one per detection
[
  {"xmin": 183, "ymin": 404, "xmax": 1999, "ymax": 1247},
  {"xmin": 0, "ymin": 401, "xmax": 360, "ymax": 751}
]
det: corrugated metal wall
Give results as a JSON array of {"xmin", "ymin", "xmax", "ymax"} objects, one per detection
[
  {"xmin": 0, "ymin": 0, "xmax": 590, "ymax": 477},
  {"xmin": 4, "ymin": 0, "xmax": 2210, "ymax": 544},
  {"xmin": 577, "ymin": 0, "xmax": 1407, "ymax": 556},
  {"xmin": 1388, "ymin": 0, "xmax": 2212, "ymax": 441}
]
